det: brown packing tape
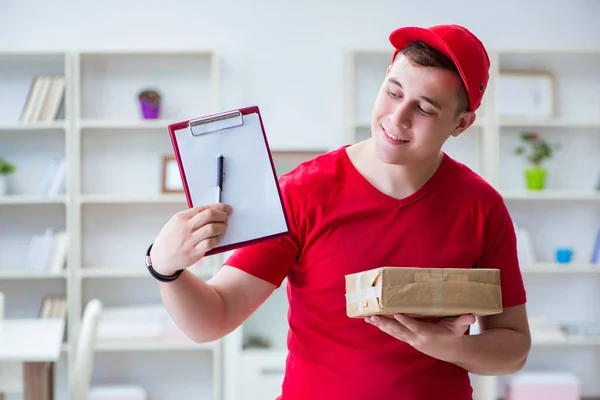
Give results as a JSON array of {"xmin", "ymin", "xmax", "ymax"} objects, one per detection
[
  {"xmin": 381, "ymin": 281, "xmax": 503, "ymax": 316},
  {"xmin": 380, "ymin": 267, "xmax": 502, "ymax": 316},
  {"xmin": 430, "ymin": 269, "xmax": 444, "ymax": 314},
  {"xmin": 414, "ymin": 271, "xmax": 469, "ymax": 282}
]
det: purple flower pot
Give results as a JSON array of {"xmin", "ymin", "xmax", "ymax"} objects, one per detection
[{"xmin": 140, "ymin": 99, "xmax": 160, "ymax": 119}]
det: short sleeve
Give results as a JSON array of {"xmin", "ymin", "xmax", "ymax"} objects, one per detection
[
  {"xmin": 475, "ymin": 197, "xmax": 527, "ymax": 308},
  {"xmin": 223, "ymin": 175, "xmax": 303, "ymax": 288}
]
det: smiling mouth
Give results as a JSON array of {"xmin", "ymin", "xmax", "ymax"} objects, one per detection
[{"xmin": 383, "ymin": 126, "xmax": 410, "ymax": 143}]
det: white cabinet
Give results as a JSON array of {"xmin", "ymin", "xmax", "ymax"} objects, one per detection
[{"xmin": 240, "ymin": 350, "xmax": 287, "ymax": 400}]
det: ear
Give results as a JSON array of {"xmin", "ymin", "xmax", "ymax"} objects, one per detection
[{"xmin": 451, "ymin": 111, "xmax": 477, "ymax": 137}]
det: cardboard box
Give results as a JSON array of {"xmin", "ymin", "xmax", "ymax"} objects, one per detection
[{"xmin": 345, "ymin": 267, "xmax": 503, "ymax": 318}]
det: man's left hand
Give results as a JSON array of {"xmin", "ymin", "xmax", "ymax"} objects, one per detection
[{"xmin": 365, "ymin": 313, "xmax": 476, "ymax": 363}]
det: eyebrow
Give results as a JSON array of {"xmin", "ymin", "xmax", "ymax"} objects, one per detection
[{"xmin": 387, "ymin": 77, "xmax": 443, "ymax": 110}]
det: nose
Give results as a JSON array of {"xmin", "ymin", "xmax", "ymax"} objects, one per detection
[{"xmin": 390, "ymin": 101, "xmax": 412, "ymax": 129}]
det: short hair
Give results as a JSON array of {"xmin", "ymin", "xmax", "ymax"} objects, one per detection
[{"xmin": 395, "ymin": 41, "xmax": 470, "ymax": 114}]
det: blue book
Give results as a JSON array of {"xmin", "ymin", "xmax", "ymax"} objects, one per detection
[{"xmin": 591, "ymin": 230, "xmax": 600, "ymax": 264}]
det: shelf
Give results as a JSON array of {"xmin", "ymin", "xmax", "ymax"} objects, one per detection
[
  {"xmin": 79, "ymin": 49, "xmax": 215, "ymax": 56},
  {"xmin": 533, "ymin": 336, "xmax": 600, "ymax": 346},
  {"xmin": 352, "ymin": 119, "xmax": 484, "ymax": 130},
  {"xmin": 0, "ymin": 195, "xmax": 68, "ymax": 205},
  {"xmin": 500, "ymin": 117, "xmax": 600, "ymax": 128},
  {"xmin": 95, "ymin": 339, "xmax": 216, "ymax": 352},
  {"xmin": 81, "ymin": 267, "xmax": 213, "ymax": 280},
  {"xmin": 498, "ymin": 49, "xmax": 600, "ymax": 56},
  {"xmin": 78, "ymin": 119, "xmax": 176, "ymax": 130},
  {"xmin": 79, "ymin": 194, "xmax": 187, "ymax": 204},
  {"xmin": 521, "ymin": 263, "xmax": 600, "ymax": 273},
  {"xmin": 242, "ymin": 348, "xmax": 288, "ymax": 357},
  {"xmin": 501, "ymin": 190, "xmax": 600, "ymax": 201},
  {"xmin": 81, "ymin": 268, "xmax": 153, "ymax": 278},
  {"xmin": 0, "ymin": 121, "xmax": 67, "ymax": 131},
  {"xmin": 0, "ymin": 270, "xmax": 67, "ymax": 279}
]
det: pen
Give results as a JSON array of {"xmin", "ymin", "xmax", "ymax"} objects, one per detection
[{"xmin": 216, "ymin": 153, "xmax": 224, "ymax": 203}]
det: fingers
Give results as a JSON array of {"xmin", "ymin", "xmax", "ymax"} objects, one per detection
[
  {"xmin": 192, "ymin": 235, "xmax": 221, "ymax": 257},
  {"xmin": 190, "ymin": 221, "xmax": 227, "ymax": 245},
  {"xmin": 366, "ymin": 316, "xmax": 415, "ymax": 343},
  {"xmin": 187, "ymin": 204, "xmax": 232, "ymax": 231},
  {"xmin": 393, "ymin": 314, "xmax": 425, "ymax": 333},
  {"xmin": 454, "ymin": 314, "xmax": 476, "ymax": 327},
  {"xmin": 180, "ymin": 203, "xmax": 232, "ymax": 219}
]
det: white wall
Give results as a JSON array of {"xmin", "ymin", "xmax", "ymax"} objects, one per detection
[
  {"xmin": 2, "ymin": 1, "xmax": 600, "ymax": 399},
  {"xmin": 1, "ymin": 0, "xmax": 599, "ymax": 150}
]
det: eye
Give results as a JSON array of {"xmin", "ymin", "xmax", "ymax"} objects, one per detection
[
  {"xmin": 387, "ymin": 88, "xmax": 401, "ymax": 99},
  {"xmin": 417, "ymin": 105, "xmax": 434, "ymax": 116}
]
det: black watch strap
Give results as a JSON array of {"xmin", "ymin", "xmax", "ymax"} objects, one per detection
[{"xmin": 145, "ymin": 243, "xmax": 183, "ymax": 282}]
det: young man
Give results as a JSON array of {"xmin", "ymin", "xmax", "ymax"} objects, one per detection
[{"xmin": 148, "ymin": 24, "xmax": 531, "ymax": 400}]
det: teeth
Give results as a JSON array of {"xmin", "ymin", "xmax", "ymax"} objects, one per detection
[{"xmin": 384, "ymin": 128, "xmax": 408, "ymax": 142}]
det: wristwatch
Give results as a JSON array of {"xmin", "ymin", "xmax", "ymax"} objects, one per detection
[{"xmin": 145, "ymin": 243, "xmax": 183, "ymax": 282}]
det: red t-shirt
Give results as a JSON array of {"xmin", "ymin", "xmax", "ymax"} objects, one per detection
[{"xmin": 224, "ymin": 146, "xmax": 527, "ymax": 400}]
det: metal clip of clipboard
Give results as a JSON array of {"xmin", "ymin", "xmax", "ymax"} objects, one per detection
[{"xmin": 188, "ymin": 109, "xmax": 243, "ymax": 136}]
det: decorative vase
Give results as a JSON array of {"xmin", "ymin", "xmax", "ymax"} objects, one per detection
[
  {"xmin": 524, "ymin": 166, "xmax": 546, "ymax": 191},
  {"xmin": 0, "ymin": 175, "xmax": 8, "ymax": 195},
  {"xmin": 140, "ymin": 99, "xmax": 160, "ymax": 119}
]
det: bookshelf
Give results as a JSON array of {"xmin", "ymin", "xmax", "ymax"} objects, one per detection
[
  {"xmin": 0, "ymin": 49, "xmax": 224, "ymax": 399},
  {"xmin": 0, "ymin": 50, "xmax": 71, "ymax": 400}
]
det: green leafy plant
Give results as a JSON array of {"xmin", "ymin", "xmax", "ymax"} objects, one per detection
[
  {"xmin": 138, "ymin": 89, "xmax": 161, "ymax": 107},
  {"xmin": 0, "ymin": 158, "xmax": 15, "ymax": 175},
  {"xmin": 514, "ymin": 132, "xmax": 559, "ymax": 167}
]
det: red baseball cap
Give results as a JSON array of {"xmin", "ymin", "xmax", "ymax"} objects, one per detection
[{"xmin": 389, "ymin": 24, "xmax": 490, "ymax": 111}]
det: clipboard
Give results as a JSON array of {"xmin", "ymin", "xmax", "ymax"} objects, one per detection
[{"xmin": 168, "ymin": 105, "xmax": 291, "ymax": 256}]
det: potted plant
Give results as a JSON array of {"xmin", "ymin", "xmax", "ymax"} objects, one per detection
[
  {"xmin": 0, "ymin": 158, "xmax": 16, "ymax": 195},
  {"xmin": 138, "ymin": 89, "xmax": 162, "ymax": 119},
  {"xmin": 514, "ymin": 132, "xmax": 559, "ymax": 190}
]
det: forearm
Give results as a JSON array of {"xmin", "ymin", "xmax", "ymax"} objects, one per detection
[
  {"xmin": 158, "ymin": 270, "xmax": 227, "ymax": 343},
  {"xmin": 450, "ymin": 328, "xmax": 531, "ymax": 375}
]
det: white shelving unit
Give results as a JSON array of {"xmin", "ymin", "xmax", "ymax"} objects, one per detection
[
  {"xmin": 0, "ymin": 50, "xmax": 73, "ymax": 400},
  {"xmin": 493, "ymin": 49, "xmax": 600, "ymax": 399},
  {"xmin": 0, "ymin": 49, "xmax": 225, "ymax": 400}
]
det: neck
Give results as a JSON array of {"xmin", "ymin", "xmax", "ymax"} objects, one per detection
[{"xmin": 348, "ymin": 140, "xmax": 444, "ymax": 200}]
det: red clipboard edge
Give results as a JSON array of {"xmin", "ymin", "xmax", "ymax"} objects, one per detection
[{"xmin": 167, "ymin": 105, "xmax": 292, "ymax": 257}]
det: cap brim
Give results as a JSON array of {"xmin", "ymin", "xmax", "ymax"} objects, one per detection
[{"xmin": 389, "ymin": 27, "xmax": 470, "ymax": 98}]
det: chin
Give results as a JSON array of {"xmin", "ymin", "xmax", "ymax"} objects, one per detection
[
  {"xmin": 372, "ymin": 127, "xmax": 412, "ymax": 165},
  {"xmin": 375, "ymin": 148, "xmax": 410, "ymax": 166},
  {"xmin": 373, "ymin": 142, "xmax": 411, "ymax": 165}
]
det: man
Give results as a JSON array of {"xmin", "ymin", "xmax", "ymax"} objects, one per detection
[{"xmin": 148, "ymin": 24, "xmax": 531, "ymax": 400}]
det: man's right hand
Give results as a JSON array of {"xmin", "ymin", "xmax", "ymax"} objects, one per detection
[{"xmin": 150, "ymin": 203, "xmax": 233, "ymax": 276}]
